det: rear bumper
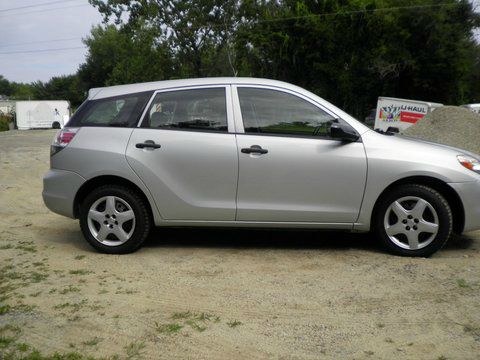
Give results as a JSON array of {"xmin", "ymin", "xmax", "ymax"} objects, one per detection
[
  {"xmin": 449, "ymin": 180, "xmax": 480, "ymax": 233},
  {"xmin": 42, "ymin": 169, "xmax": 85, "ymax": 218}
]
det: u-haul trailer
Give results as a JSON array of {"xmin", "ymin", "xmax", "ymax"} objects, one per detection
[
  {"xmin": 374, "ymin": 97, "xmax": 443, "ymax": 133},
  {"xmin": 15, "ymin": 100, "xmax": 71, "ymax": 130}
]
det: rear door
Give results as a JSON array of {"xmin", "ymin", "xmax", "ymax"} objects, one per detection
[
  {"xmin": 233, "ymin": 86, "xmax": 367, "ymax": 223},
  {"xmin": 126, "ymin": 86, "xmax": 238, "ymax": 221}
]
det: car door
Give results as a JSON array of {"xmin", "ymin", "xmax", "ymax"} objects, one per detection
[
  {"xmin": 233, "ymin": 86, "xmax": 367, "ymax": 224},
  {"xmin": 126, "ymin": 86, "xmax": 238, "ymax": 221}
]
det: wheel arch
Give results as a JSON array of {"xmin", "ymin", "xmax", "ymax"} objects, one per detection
[
  {"xmin": 74, "ymin": 175, "xmax": 155, "ymax": 222},
  {"xmin": 371, "ymin": 176, "xmax": 465, "ymax": 234}
]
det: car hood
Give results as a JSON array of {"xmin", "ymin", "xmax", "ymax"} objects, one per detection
[
  {"xmin": 361, "ymin": 130, "xmax": 480, "ymax": 183},
  {"xmin": 396, "ymin": 134, "xmax": 480, "ymax": 159}
]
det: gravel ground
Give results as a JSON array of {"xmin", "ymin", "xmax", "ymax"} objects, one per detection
[
  {"xmin": 0, "ymin": 130, "xmax": 480, "ymax": 359},
  {"xmin": 404, "ymin": 106, "xmax": 480, "ymax": 155}
]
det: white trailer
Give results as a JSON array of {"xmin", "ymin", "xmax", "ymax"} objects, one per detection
[
  {"xmin": 461, "ymin": 104, "xmax": 480, "ymax": 114},
  {"xmin": 374, "ymin": 97, "xmax": 443, "ymax": 133},
  {"xmin": 15, "ymin": 100, "xmax": 70, "ymax": 130}
]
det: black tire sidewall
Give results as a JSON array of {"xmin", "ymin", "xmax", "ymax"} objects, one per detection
[
  {"xmin": 374, "ymin": 185, "xmax": 452, "ymax": 257},
  {"xmin": 79, "ymin": 185, "xmax": 151, "ymax": 254}
]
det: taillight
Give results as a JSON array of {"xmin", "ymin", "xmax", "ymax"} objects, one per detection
[{"xmin": 51, "ymin": 127, "xmax": 80, "ymax": 156}]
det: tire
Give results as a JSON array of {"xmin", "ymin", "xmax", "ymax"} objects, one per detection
[
  {"xmin": 79, "ymin": 185, "xmax": 151, "ymax": 254},
  {"xmin": 373, "ymin": 184, "xmax": 452, "ymax": 257},
  {"xmin": 52, "ymin": 122, "xmax": 61, "ymax": 129}
]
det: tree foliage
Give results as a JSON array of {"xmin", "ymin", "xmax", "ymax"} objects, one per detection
[
  {"xmin": 84, "ymin": 0, "xmax": 480, "ymax": 117},
  {"xmin": 1, "ymin": 0, "xmax": 479, "ymax": 117}
]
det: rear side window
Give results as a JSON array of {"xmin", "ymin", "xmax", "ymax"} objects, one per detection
[
  {"xmin": 67, "ymin": 91, "xmax": 153, "ymax": 128},
  {"xmin": 142, "ymin": 88, "xmax": 228, "ymax": 132}
]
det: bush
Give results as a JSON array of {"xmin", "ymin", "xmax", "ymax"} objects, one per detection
[{"xmin": 0, "ymin": 115, "xmax": 12, "ymax": 132}]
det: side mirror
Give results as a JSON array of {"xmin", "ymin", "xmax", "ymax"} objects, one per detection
[{"xmin": 330, "ymin": 123, "xmax": 359, "ymax": 142}]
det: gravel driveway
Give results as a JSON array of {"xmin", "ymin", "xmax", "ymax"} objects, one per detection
[{"xmin": 0, "ymin": 130, "xmax": 479, "ymax": 359}]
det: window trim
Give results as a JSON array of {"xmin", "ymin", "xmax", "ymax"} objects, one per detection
[
  {"xmin": 232, "ymin": 85, "xmax": 355, "ymax": 140},
  {"xmin": 136, "ymin": 84, "xmax": 234, "ymax": 133}
]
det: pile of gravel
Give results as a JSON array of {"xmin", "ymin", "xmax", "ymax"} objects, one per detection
[{"xmin": 404, "ymin": 106, "xmax": 480, "ymax": 155}]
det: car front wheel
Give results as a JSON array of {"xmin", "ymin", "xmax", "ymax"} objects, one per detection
[
  {"xmin": 374, "ymin": 184, "xmax": 453, "ymax": 257},
  {"xmin": 79, "ymin": 185, "xmax": 151, "ymax": 254}
]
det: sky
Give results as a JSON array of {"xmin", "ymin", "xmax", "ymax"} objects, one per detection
[
  {"xmin": 0, "ymin": 0, "xmax": 103, "ymax": 83},
  {"xmin": 0, "ymin": 0, "xmax": 479, "ymax": 84}
]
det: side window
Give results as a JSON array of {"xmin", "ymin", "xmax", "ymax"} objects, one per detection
[
  {"xmin": 238, "ymin": 87, "xmax": 337, "ymax": 137},
  {"xmin": 143, "ymin": 88, "xmax": 228, "ymax": 132},
  {"xmin": 67, "ymin": 91, "xmax": 152, "ymax": 128}
]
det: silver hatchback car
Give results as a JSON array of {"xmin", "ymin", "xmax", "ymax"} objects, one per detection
[{"xmin": 43, "ymin": 78, "xmax": 480, "ymax": 256}]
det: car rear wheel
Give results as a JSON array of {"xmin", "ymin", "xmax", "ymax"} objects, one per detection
[
  {"xmin": 374, "ymin": 184, "xmax": 452, "ymax": 257},
  {"xmin": 79, "ymin": 185, "xmax": 151, "ymax": 254}
]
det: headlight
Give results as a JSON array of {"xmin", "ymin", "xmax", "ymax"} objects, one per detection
[{"xmin": 457, "ymin": 155, "xmax": 480, "ymax": 174}]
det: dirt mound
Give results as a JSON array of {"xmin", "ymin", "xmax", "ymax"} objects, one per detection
[{"xmin": 404, "ymin": 106, "xmax": 480, "ymax": 155}]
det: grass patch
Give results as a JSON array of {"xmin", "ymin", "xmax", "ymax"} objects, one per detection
[
  {"xmin": 227, "ymin": 320, "xmax": 242, "ymax": 328},
  {"xmin": 69, "ymin": 269, "xmax": 92, "ymax": 276},
  {"xmin": 0, "ymin": 304, "xmax": 11, "ymax": 315},
  {"xmin": 82, "ymin": 337, "xmax": 102, "ymax": 347},
  {"xmin": 29, "ymin": 271, "xmax": 49, "ymax": 283},
  {"xmin": 171, "ymin": 311, "xmax": 192, "ymax": 320},
  {"xmin": 0, "ymin": 325, "xmax": 109, "ymax": 360},
  {"xmin": 457, "ymin": 279, "xmax": 471, "ymax": 289},
  {"xmin": 54, "ymin": 299, "xmax": 87, "ymax": 313},
  {"xmin": 156, "ymin": 311, "xmax": 223, "ymax": 335},
  {"xmin": 0, "ymin": 244, "xmax": 13, "ymax": 250},
  {"xmin": 0, "ymin": 324, "xmax": 21, "ymax": 335},
  {"xmin": 13, "ymin": 304, "xmax": 36, "ymax": 313},
  {"xmin": 185, "ymin": 320, "xmax": 206, "ymax": 332},
  {"xmin": 16, "ymin": 342, "xmax": 30, "ymax": 352},
  {"xmin": 124, "ymin": 341, "xmax": 146, "ymax": 359},
  {"xmin": 155, "ymin": 323, "xmax": 183, "ymax": 335},
  {"xmin": 0, "ymin": 336, "xmax": 16, "ymax": 350},
  {"xmin": 60, "ymin": 285, "xmax": 81, "ymax": 295},
  {"xmin": 74, "ymin": 255, "xmax": 86, "ymax": 260},
  {"xmin": 15, "ymin": 242, "xmax": 37, "ymax": 253},
  {"xmin": 195, "ymin": 312, "xmax": 220, "ymax": 322}
]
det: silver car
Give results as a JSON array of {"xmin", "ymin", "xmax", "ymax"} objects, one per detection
[{"xmin": 42, "ymin": 78, "xmax": 480, "ymax": 256}]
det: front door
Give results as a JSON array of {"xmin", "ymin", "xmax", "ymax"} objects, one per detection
[
  {"xmin": 126, "ymin": 86, "xmax": 238, "ymax": 221},
  {"xmin": 234, "ymin": 86, "xmax": 367, "ymax": 223}
]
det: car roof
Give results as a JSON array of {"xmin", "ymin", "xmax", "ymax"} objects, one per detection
[{"xmin": 88, "ymin": 77, "xmax": 303, "ymax": 100}]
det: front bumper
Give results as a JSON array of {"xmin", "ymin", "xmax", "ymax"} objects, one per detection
[
  {"xmin": 42, "ymin": 169, "xmax": 85, "ymax": 219},
  {"xmin": 449, "ymin": 180, "xmax": 480, "ymax": 233}
]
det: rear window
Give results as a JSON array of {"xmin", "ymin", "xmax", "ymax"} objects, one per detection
[{"xmin": 66, "ymin": 91, "xmax": 153, "ymax": 128}]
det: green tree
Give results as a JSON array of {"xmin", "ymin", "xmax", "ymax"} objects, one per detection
[
  {"xmin": 81, "ymin": 0, "xmax": 480, "ymax": 118},
  {"xmin": 78, "ymin": 24, "xmax": 173, "ymax": 89},
  {"xmin": 89, "ymin": 0, "xmax": 242, "ymax": 77},
  {"xmin": 0, "ymin": 75, "xmax": 13, "ymax": 96},
  {"xmin": 235, "ymin": 0, "xmax": 480, "ymax": 116},
  {"xmin": 32, "ymin": 75, "xmax": 86, "ymax": 107}
]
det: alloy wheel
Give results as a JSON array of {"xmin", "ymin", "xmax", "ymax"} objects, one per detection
[
  {"xmin": 383, "ymin": 196, "xmax": 439, "ymax": 250},
  {"xmin": 87, "ymin": 196, "xmax": 136, "ymax": 246}
]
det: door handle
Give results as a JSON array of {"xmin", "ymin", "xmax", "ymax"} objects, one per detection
[
  {"xmin": 241, "ymin": 145, "xmax": 268, "ymax": 155},
  {"xmin": 136, "ymin": 140, "xmax": 161, "ymax": 149}
]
